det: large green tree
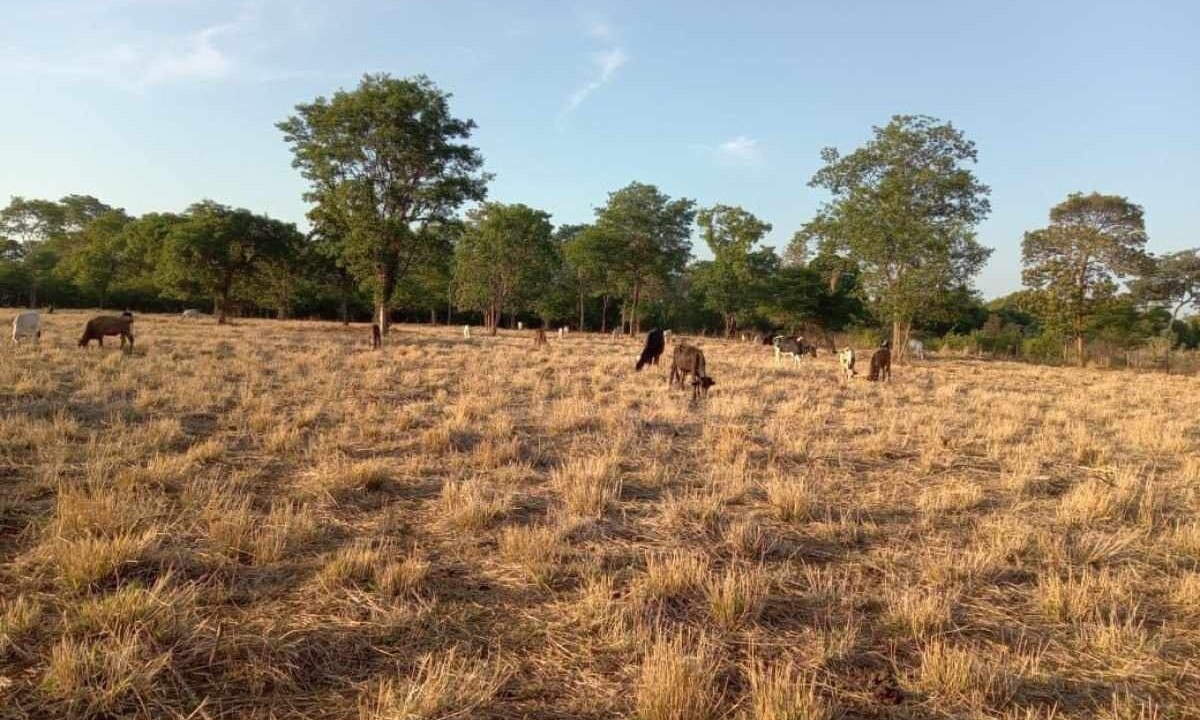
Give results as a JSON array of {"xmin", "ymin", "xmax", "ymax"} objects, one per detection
[
  {"xmin": 692, "ymin": 204, "xmax": 775, "ymax": 337},
  {"xmin": 563, "ymin": 224, "xmax": 623, "ymax": 332},
  {"xmin": 159, "ymin": 201, "xmax": 300, "ymax": 323},
  {"xmin": 1130, "ymin": 248, "xmax": 1200, "ymax": 369},
  {"xmin": 0, "ymin": 195, "xmax": 113, "ymax": 306},
  {"xmin": 57, "ymin": 209, "xmax": 134, "ymax": 308},
  {"xmin": 593, "ymin": 182, "xmax": 695, "ymax": 335},
  {"xmin": 278, "ymin": 73, "xmax": 489, "ymax": 338},
  {"xmin": 453, "ymin": 202, "xmax": 556, "ymax": 335},
  {"xmin": 1021, "ymin": 192, "xmax": 1150, "ymax": 364},
  {"xmin": 803, "ymin": 115, "xmax": 992, "ymax": 357}
]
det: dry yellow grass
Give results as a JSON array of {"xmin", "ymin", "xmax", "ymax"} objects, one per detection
[{"xmin": 2, "ymin": 308, "xmax": 1199, "ymax": 718}]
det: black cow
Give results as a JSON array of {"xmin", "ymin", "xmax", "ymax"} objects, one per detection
[
  {"xmin": 868, "ymin": 341, "xmax": 892, "ymax": 382},
  {"xmin": 636, "ymin": 328, "xmax": 665, "ymax": 371}
]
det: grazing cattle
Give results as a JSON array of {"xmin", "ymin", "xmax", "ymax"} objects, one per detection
[
  {"xmin": 371, "ymin": 323, "xmax": 382, "ymax": 349},
  {"xmin": 79, "ymin": 314, "xmax": 134, "ymax": 349},
  {"xmin": 181, "ymin": 308, "xmax": 202, "ymax": 319},
  {"xmin": 669, "ymin": 343, "xmax": 716, "ymax": 400},
  {"xmin": 868, "ymin": 342, "xmax": 892, "ymax": 382},
  {"xmin": 838, "ymin": 348, "xmax": 857, "ymax": 383},
  {"xmin": 907, "ymin": 338, "xmax": 926, "ymax": 360},
  {"xmin": 463, "ymin": 325, "xmax": 472, "ymax": 339},
  {"xmin": 773, "ymin": 336, "xmax": 817, "ymax": 366},
  {"xmin": 11, "ymin": 310, "xmax": 40, "ymax": 344},
  {"xmin": 534, "ymin": 327, "xmax": 547, "ymax": 348},
  {"xmin": 636, "ymin": 328, "xmax": 665, "ymax": 370}
]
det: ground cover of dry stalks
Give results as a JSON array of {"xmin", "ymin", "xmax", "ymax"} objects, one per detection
[{"xmin": 2, "ymin": 309, "xmax": 1199, "ymax": 720}]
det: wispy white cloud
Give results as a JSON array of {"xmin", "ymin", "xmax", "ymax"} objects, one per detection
[
  {"xmin": 567, "ymin": 47, "xmax": 628, "ymax": 110},
  {"xmin": 0, "ymin": 4, "xmax": 283, "ymax": 88},
  {"xmin": 587, "ymin": 18, "xmax": 612, "ymax": 41},
  {"xmin": 716, "ymin": 135, "xmax": 764, "ymax": 165}
]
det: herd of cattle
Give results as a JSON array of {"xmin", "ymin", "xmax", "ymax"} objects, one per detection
[{"xmin": 10, "ymin": 309, "xmax": 914, "ymax": 401}]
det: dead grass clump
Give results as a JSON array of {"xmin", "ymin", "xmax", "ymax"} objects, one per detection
[
  {"xmin": 66, "ymin": 575, "xmax": 196, "ymax": 643},
  {"xmin": 763, "ymin": 474, "xmax": 814, "ymax": 523},
  {"xmin": 886, "ymin": 585, "xmax": 956, "ymax": 638},
  {"xmin": 551, "ymin": 456, "xmax": 621, "ymax": 518},
  {"xmin": 705, "ymin": 565, "xmax": 769, "ymax": 630},
  {"xmin": 40, "ymin": 632, "xmax": 173, "ymax": 717},
  {"xmin": 499, "ymin": 524, "xmax": 565, "ymax": 583},
  {"xmin": 48, "ymin": 529, "xmax": 162, "ymax": 590},
  {"xmin": 638, "ymin": 552, "xmax": 711, "ymax": 607},
  {"xmin": 723, "ymin": 518, "xmax": 777, "ymax": 560},
  {"xmin": 917, "ymin": 482, "xmax": 985, "ymax": 514},
  {"xmin": 908, "ymin": 640, "xmax": 1029, "ymax": 710},
  {"xmin": 438, "ymin": 478, "xmax": 508, "ymax": 530},
  {"xmin": 1034, "ymin": 569, "xmax": 1135, "ymax": 624},
  {"xmin": 303, "ymin": 456, "xmax": 393, "ymax": 500},
  {"xmin": 636, "ymin": 634, "xmax": 722, "ymax": 720},
  {"xmin": 377, "ymin": 553, "xmax": 432, "ymax": 599},
  {"xmin": 745, "ymin": 659, "xmax": 830, "ymax": 720},
  {"xmin": 662, "ymin": 488, "xmax": 725, "ymax": 535},
  {"xmin": 359, "ymin": 648, "xmax": 509, "ymax": 720},
  {"xmin": 0, "ymin": 595, "xmax": 42, "ymax": 657},
  {"xmin": 203, "ymin": 495, "xmax": 319, "ymax": 565}
]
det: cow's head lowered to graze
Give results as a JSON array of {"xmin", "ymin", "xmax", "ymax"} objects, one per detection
[{"xmin": 669, "ymin": 343, "xmax": 714, "ymax": 400}]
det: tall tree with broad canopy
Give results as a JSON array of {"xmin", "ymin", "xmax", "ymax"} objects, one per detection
[
  {"xmin": 159, "ymin": 201, "xmax": 301, "ymax": 323},
  {"xmin": 593, "ymin": 182, "xmax": 695, "ymax": 335},
  {"xmin": 563, "ymin": 224, "xmax": 623, "ymax": 332},
  {"xmin": 1022, "ymin": 192, "xmax": 1150, "ymax": 364},
  {"xmin": 453, "ymin": 203, "xmax": 556, "ymax": 335},
  {"xmin": 1130, "ymin": 248, "xmax": 1200, "ymax": 370},
  {"xmin": 692, "ymin": 204, "xmax": 775, "ymax": 337},
  {"xmin": 278, "ymin": 73, "xmax": 488, "ymax": 339},
  {"xmin": 0, "ymin": 194, "xmax": 113, "ymax": 306},
  {"xmin": 57, "ymin": 209, "xmax": 134, "ymax": 308},
  {"xmin": 803, "ymin": 115, "xmax": 992, "ymax": 358}
]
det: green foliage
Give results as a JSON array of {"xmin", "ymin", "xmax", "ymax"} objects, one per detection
[
  {"xmin": 278, "ymin": 73, "xmax": 488, "ymax": 332},
  {"xmin": 692, "ymin": 204, "xmax": 776, "ymax": 336},
  {"xmin": 453, "ymin": 203, "xmax": 556, "ymax": 334},
  {"xmin": 1021, "ymin": 192, "xmax": 1151, "ymax": 362},
  {"xmin": 158, "ymin": 201, "xmax": 302, "ymax": 322},
  {"xmin": 803, "ymin": 114, "xmax": 992, "ymax": 350},
  {"xmin": 593, "ymin": 182, "xmax": 695, "ymax": 334}
]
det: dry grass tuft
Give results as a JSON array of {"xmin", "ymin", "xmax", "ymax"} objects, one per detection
[
  {"xmin": 636, "ymin": 634, "xmax": 722, "ymax": 720},
  {"xmin": 359, "ymin": 648, "xmax": 509, "ymax": 720},
  {"xmin": 745, "ymin": 659, "xmax": 830, "ymax": 720}
]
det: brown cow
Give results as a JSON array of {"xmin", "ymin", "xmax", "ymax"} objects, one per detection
[
  {"xmin": 79, "ymin": 314, "xmax": 134, "ymax": 349},
  {"xmin": 868, "ymin": 341, "xmax": 891, "ymax": 381},
  {"xmin": 669, "ymin": 343, "xmax": 716, "ymax": 400},
  {"xmin": 371, "ymin": 323, "xmax": 382, "ymax": 349}
]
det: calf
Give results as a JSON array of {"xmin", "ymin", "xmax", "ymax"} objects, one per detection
[
  {"xmin": 463, "ymin": 325, "xmax": 472, "ymax": 339},
  {"xmin": 838, "ymin": 347, "xmax": 857, "ymax": 383},
  {"xmin": 669, "ymin": 343, "xmax": 716, "ymax": 400},
  {"xmin": 636, "ymin": 328, "xmax": 665, "ymax": 370},
  {"xmin": 907, "ymin": 338, "xmax": 926, "ymax": 361},
  {"xmin": 181, "ymin": 308, "xmax": 202, "ymax": 319},
  {"xmin": 79, "ymin": 314, "xmax": 134, "ymax": 349},
  {"xmin": 773, "ymin": 336, "xmax": 816, "ymax": 366},
  {"xmin": 11, "ymin": 310, "xmax": 40, "ymax": 345},
  {"xmin": 868, "ymin": 343, "xmax": 892, "ymax": 382},
  {"xmin": 371, "ymin": 323, "xmax": 382, "ymax": 349}
]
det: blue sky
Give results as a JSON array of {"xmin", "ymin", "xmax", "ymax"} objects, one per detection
[{"xmin": 2, "ymin": 0, "xmax": 1197, "ymax": 298}]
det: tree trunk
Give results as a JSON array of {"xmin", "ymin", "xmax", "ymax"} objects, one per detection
[
  {"xmin": 578, "ymin": 288, "xmax": 586, "ymax": 332},
  {"xmin": 631, "ymin": 280, "xmax": 641, "ymax": 336},
  {"xmin": 1074, "ymin": 311, "xmax": 1085, "ymax": 366},
  {"xmin": 723, "ymin": 313, "xmax": 736, "ymax": 338},
  {"xmin": 601, "ymin": 294, "xmax": 610, "ymax": 333},
  {"xmin": 28, "ymin": 281, "xmax": 37, "ymax": 309},
  {"xmin": 375, "ymin": 263, "xmax": 396, "ymax": 339},
  {"xmin": 430, "ymin": 308, "xmax": 436, "ymax": 325},
  {"xmin": 338, "ymin": 294, "xmax": 349, "ymax": 326},
  {"xmin": 446, "ymin": 282, "xmax": 454, "ymax": 326},
  {"xmin": 891, "ymin": 319, "xmax": 911, "ymax": 362}
]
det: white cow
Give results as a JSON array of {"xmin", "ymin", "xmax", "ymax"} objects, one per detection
[
  {"xmin": 838, "ymin": 347, "xmax": 856, "ymax": 383},
  {"xmin": 462, "ymin": 325, "xmax": 472, "ymax": 339},
  {"xmin": 11, "ymin": 310, "xmax": 40, "ymax": 344},
  {"xmin": 907, "ymin": 338, "xmax": 926, "ymax": 360},
  {"xmin": 181, "ymin": 308, "xmax": 202, "ymax": 319},
  {"xmin": 558, "ymin": 327, "xmax": 566, "ymax": 339}
]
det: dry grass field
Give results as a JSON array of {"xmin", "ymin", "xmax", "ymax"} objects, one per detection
[{"xmin": 2, "ymin": 309, "xmax": 1199, "ymax": 719}]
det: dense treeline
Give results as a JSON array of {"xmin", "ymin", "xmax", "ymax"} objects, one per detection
[{"xmin": 3, "ymin": 73, "xmax": 1197, "ymax": 366}]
